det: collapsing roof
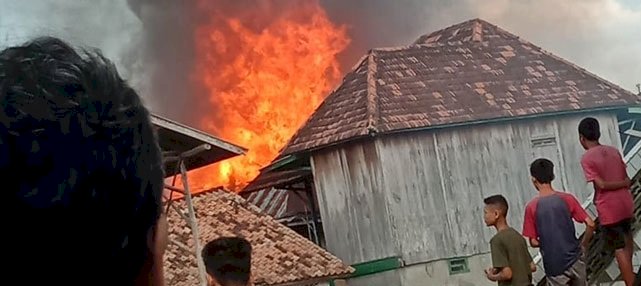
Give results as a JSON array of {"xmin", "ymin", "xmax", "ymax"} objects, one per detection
[
  {"xmin": 151, "ymin": 114, "xmax": 247, "ymax": 177},
  {"xmin": 279, "ymin": 18, "xmax": 641, "ymax": 156},
  {"xmin": 164, "ymin": 190, "xmax": 353, "ymax": 286}
]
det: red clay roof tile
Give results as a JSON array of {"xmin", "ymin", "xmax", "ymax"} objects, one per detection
[{"xmin": 164, "ymin": 190, "xmax": 353, "ymax": 286}]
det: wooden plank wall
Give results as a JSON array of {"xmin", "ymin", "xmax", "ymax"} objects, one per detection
[
  {"xmin": 311, "ymin": 140, "xmax": 398, "ymax": 265},
  {"xmin": 312, "ymin": 113, "xmax": 621, "ymax": 266}
]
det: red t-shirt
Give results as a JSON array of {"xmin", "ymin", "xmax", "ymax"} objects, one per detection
[{"xmin": 580, "ymin": 145, "xmax": 633, "ymax": 225}]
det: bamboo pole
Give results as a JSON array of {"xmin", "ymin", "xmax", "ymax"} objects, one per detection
[{"xmin": 180, "ymin": 159, "xmax": 208, "ymax": 286}]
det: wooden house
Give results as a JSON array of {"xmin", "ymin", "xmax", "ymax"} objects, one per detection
[{"xmin": 247, "ymin": 19, "xmax": 641, "ymax": 285}]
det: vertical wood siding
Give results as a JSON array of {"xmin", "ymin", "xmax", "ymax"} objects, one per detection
[{"xmin": 312, "ymin": 113, "xmax": 621, "ymax": 265}]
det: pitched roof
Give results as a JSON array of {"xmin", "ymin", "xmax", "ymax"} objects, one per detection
[
  {"xmin": 164, "ymin": 190, "xmax": 353, "ymax": 286},
  {"xmin": 280, "ymin": 18, "xmax": 641, "ymax": 156}
]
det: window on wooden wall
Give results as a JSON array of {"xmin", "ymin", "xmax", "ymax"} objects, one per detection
[{"xmin": 530, "ymin": 135, "xmax": 557, "ymax": 148}]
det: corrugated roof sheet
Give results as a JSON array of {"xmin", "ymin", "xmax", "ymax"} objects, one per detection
[
  {"xmin": 243, "ymin": 169, "xmax": 311, "ymax": 193},
  {"xmin": 280, "ymin": 18, "xmax": 641, "ymax": 156},
  {"xmin": 164, "ymin": 190, "xmax": 353, "ymax": 286},
  {"xmin": 245, "ymin": 188, "xmax": 290, "ymax": 219},
  {"xmin": 244, "ymin": 187, "xmax": 318, "ymax": 221}
]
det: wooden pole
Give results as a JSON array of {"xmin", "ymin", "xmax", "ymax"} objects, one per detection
[
  {"xmin": 169, "ymin": 238, "xmax": 194, "ymax": 256},
  {"xmin": 304, "ymin": 179, "xmax": 320, "ymax": 245},
  {"xmin": 180, "ymin": 160, "xmax": 208, "ymax": 286}
]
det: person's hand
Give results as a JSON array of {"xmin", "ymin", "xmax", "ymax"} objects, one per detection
[
  {"xmin": 580, "ymin": 242, "xmax": 587, "ymax": 252},
  {"xmin": 594, "ymin": 177, "xmax": 605, "ymax": 189},
  {"xmin": 485, "ymin": 267, "xmax": 497, "ymax": 281}
]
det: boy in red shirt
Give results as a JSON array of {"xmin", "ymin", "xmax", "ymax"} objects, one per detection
[{"xmin": 579, "ymin": 117, "xmax": 634, "ymax": 286}]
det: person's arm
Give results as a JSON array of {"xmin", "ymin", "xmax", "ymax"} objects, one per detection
[
  {"xmin": 564, "ymin": 194, "xmax": 596, "ymax": 249},
  {"xmin": 594, "ymin": 177, "xmax": 631, "ymax": 190},
  {"xmin": 581, "ymin": 157, "xmax": 603, "ymax": 191},
  {"xmin": 581, "ymin": 216, "xmax": 596, "ymax": 250},
  {"xmin": 487, "ymin": 239, "xmax": 511, "ymax": 282},
  {"xmin": 523, "ymin": 204, "xmax": 539, "ymax": 247},
  {"xmin": 527, "ymin": 243, "xmax": 536, "ymax": 272}
]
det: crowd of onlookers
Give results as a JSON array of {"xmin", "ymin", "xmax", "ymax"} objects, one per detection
[{"xmin": 481, "ymin": 111, "xmax": 638, "ymax": 284}]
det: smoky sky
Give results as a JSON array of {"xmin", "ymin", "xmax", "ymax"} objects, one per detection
[
  {"xmin": 321, "ymin": 0, "xmax": 641, "ymax": 92},
  {"xmin": 0, "ymin": 1, "xmax": 141, "ymax": 85},
  {"xmin": 1, "ymin": 0, "xmax": 639, "ymax": 127},
  {"xmin": 125, "ymin": 0, "xmax": 203, "ymax": 125}
]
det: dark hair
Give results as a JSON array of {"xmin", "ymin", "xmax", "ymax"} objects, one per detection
[
  {"xmin": 202, "ymin": 237, "xmax": 252, "ymax": 286},
  {"xmin": 483, "ymin": 195, "xmax": 509, "ymax": 216},
  {"xmin": 578, "ymin": 117, "xmax": 601, "ymax": 141},
  {"xmin": 0, "ymin": 37, "xmax": 164, "ymax": 284},
  {"xmin": 530, "ymin": 158, "xmax": 555, "ymax": 184}
]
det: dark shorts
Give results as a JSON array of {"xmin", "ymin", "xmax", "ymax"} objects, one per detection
[{"xmin": 603, "ymin": 218, "xmax": 632, "ymax": 250}]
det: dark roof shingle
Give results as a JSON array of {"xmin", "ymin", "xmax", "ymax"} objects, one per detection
[{"xmin": 280, "ymin": 18, "xmax": 641, "ymax": 156}]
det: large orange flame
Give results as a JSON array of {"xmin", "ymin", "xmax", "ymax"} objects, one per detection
[{"xmin": 187, "ymin": 0, "xmax": 349, "ymax": 191}]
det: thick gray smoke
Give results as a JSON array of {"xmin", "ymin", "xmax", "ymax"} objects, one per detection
[
  {"xmin": 321, "ymin": 0, "xmax": 641, "ymax": 92},
  {"xmin": 125, "ymin": 0, "xmax": 204, "ymax": 125},
  {"xmin": 0, "ymin": 0, "xmax": 144, "ymax": 95},
  {"xmin": 0, "ymin": 0, "xmax": 199, "ymax": 123}
]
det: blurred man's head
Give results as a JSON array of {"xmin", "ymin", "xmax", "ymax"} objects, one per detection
[
  {"xmin": 578, "ymin": 117, "xmax": 601, "ymax": 149},
  {"xmin": 0, "ymin": 37, "xmax": 166, "ymax": 285},
  {"xmin": 202, "ymin": 237, "xmax": 252, "ymax": 286}
]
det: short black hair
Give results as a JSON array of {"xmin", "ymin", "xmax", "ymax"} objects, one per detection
[
  {"xmin": 530, "ymin": 158, "xmax": 555, "ymax": 184},
  {"xmin": 202, "ymin": 237, "xmax": 252, "ymax": 286},
  {"xmin": 0, "ymin": 37, "xmax": 164, "ymax": 284},
  {"xmin": 484, "ymin": 195, "xmax": 509, "ymax": 216},
  {"xmin": 578, "ymin": 117, "xmax": 601, "ymax": 141}
]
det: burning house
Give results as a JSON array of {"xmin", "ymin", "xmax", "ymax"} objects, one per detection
[
  {"xmin": 153, "ymin": 114, "xmax": 353, "ymax": 286},
  {"xmin": 245, "ymin": 18, "xmax": 641, "ymax": 285}
]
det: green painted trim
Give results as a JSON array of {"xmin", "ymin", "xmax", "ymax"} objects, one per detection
[
  {"xmin": 350, "ymin": 256, "xmax": 403, "ymax": 278},
  {"xmin": 327, "ymin": 256, "xmax": 403, "ymax": 284},
  {"xmin": 263, "ymin": 155, "xmax": 298, "ymax": 172},
  {"xmin": 629, "ymin": 107, "xmax": 641, "ymax": 114}
]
